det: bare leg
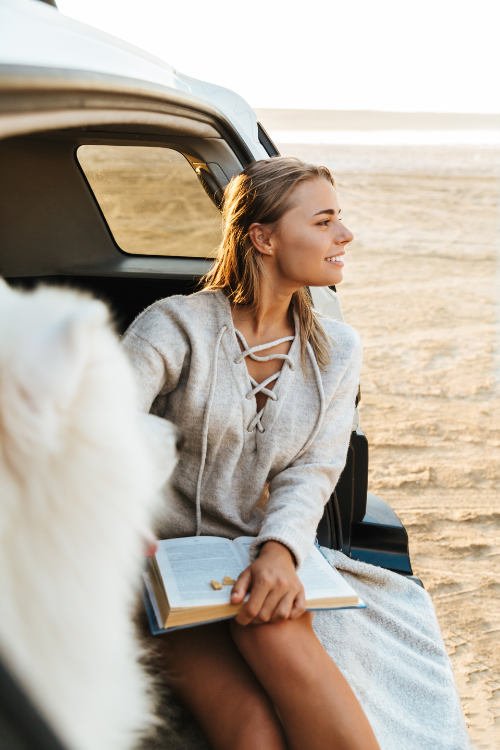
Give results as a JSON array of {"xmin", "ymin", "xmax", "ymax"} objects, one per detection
[
  {"xmin": 230, "ymin": 612, "xmax": 380, "ymax": 750},
  {"xmin": 158, "ymin": 620, "xmax": 286, "ymax": 750}
]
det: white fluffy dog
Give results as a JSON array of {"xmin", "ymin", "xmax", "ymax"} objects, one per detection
[{"xmin": 0, "ymin": 279, "xmax": 177, "ymax": 750}]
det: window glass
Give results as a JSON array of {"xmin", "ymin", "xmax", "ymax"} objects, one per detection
[{"xmin": 77, "ymin": 145, "xmax": 221, "ymax": 257}]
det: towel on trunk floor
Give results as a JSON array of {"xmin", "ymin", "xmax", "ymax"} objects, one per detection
[
  {"xmin": 313, "ymin": 547, "xmax": 471, "ymax": 749},
  {"xmin": 143, "ymin": 548, "xmax": 471, "ymax": 750}
]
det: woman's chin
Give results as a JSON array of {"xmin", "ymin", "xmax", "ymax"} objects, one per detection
[{"xmin": 309, "ymin": 269, "xmax": 344, "ymax": 286}]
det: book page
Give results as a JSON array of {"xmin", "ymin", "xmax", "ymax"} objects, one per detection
[
  {"xmin": 298, "ymin": 547, "xmax": 358, "ymax": 600},
  {"xmin": 155, "ymin": 536, "xmax": 246, "ymax": 609}
]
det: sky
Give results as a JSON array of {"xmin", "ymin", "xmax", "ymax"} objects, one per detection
[{"xmin": 56, "ymin": 0, "xmax": 499, "ymax": 114}]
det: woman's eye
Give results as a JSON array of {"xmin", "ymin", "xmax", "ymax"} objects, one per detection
[{"xmin": 318, "ymin": 220, "xmax": 330, "ymax": 226}]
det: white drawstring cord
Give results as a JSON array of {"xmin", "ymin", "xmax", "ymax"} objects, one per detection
[
  {"xmin": 194, "ymin": 324, "xmax": 228, "ymax": 535},
  {"xmin": 234, "ymin": 328, "xmax": 295, "ymax": 433},
  {"xmin": 233, "ymin": 330, "xmax": 295, "ymax": 365},
  {"xmin": 193, "ymin": 323, "xmax": 326, "ymax": 534}
]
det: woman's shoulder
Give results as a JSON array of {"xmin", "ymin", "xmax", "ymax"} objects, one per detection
[
  {"xmin": 312, "ymin": 314, "xmax": 362, "ymax": 389},
  {"xmin": 125, "ymin": 290, "xmax": 224, "ymax": 339},
  {"xmin": 139, "ymin": 288, "xmax": 220, "ymax": 316},
  {"xmin": 127, "ymin": 289, "xmax": 221, "ymax": 330},
  {"xmin": 314, "ymin": 311, "xmax": 362, "ymax": 359}
]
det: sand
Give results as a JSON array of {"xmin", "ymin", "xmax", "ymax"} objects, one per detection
[{"xmin": 275, "ymin": 141, "xmax": 499, "ymax": 749}]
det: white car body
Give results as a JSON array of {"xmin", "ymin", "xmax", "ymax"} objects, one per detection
[{"xmin": 1, "ymin": 0, "xmax": 267, "ymax": 157}]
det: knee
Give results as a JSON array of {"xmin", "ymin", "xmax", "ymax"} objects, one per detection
[{"xmin": 230, "ymin": 611, "xmax": 315, "ymax": 658}]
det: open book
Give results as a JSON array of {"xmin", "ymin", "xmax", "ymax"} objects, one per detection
[{"xmin": 144, "ymin": 536, "xmax": 365, "ymax": 632}]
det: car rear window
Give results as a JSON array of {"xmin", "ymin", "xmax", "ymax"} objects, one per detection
[{"xmin": 77, "ymin": 145, "xmax": 222, "ymax": 258}]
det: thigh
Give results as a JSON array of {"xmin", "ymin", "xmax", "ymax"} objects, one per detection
[
  {"xmin": 230, "ymin": 612, "xmax": 324, "ymax": 681},
  {"xmin": 231, "ymin": 615, "xmax": 381, "ymax": 750},
  {"xmin": 157, "ymin": 620, "xmax": 285, "ymax": 750}
]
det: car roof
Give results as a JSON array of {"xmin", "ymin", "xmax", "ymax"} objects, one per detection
[{"xmin": 0, "ymin": 0, "xmax": 266, "ymax": 158}]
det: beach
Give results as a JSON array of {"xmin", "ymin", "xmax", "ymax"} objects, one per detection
[{"xmin": 270, "ymin": 135, "xmax": 499, "ymax": 749}]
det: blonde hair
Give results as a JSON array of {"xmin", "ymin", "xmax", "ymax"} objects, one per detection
[{"xmin": 200, "ymin": 156, "xmax": 336, "ymax": 370}]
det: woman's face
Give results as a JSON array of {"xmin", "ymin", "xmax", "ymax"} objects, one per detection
[{"xmin": 266, "ymin": 177, "xmax": 353, "ymax": 288}]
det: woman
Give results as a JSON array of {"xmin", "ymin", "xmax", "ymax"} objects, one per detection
[{"xmin": 123, "ymin": 157, "xmax": 469, "ymax": 750}]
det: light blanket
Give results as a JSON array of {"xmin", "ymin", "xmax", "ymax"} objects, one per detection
[
  {"xmin": 313, "ymin": 548, "xmax": 471, "ymax": 750},
  {"xmin": 144, "ymin": 549, "xmax": 471, "ymax": 750}
]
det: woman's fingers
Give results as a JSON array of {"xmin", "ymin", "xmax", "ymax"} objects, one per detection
[
  {"xmin": 290, "ymin": 589, "xmax": 307, "ymax": 619},
  {"xmin": 231, "ymin": 567, "xmax": 251, "ymax": 604},
  {"xmin": 248, "ymin": 583, "xmax": 304, "ymax": 624},
  {"xmin": 231, "ymin": 551, "xmax": 305, "ymax": 626},
  {"xmin": 252, "ymin": 587, "xmax": 288, "ymax": 624},
  {"xmin": 268, "ymin": 585, "xmax": 305, "ymax": 623},
  {"xmin": 234, "ymin": 575, "xmax": 274, "ymax": 626},
  {"xmin": 268, "ymin": 591, "xmax": 297, "ymax": 623}
]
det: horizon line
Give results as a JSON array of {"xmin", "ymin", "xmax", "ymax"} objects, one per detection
[{"xmin": 254, "ymin": 107, "xmax": 500, "ymax": 117}]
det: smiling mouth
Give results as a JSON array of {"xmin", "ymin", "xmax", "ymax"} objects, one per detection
[{"xmin": 324, "ymin": 254, "xmax": 344, "ymax": 263}]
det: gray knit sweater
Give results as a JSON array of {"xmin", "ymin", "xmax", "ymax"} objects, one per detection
[{"xmin": 122, "ymin": 289, "xmax": 362, "ymax": 567}]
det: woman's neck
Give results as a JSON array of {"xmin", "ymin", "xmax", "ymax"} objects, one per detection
[{"xmin": 230, "ymin": 286, "xmax": 295, "ymax": 339}]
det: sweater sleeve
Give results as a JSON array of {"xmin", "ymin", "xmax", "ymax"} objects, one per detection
[
  {"xmin": 121, "ymin": 303, "xmax": 189, "ymax": 412},
  {"xmin": 250, "ymin": 328, "xmax": 362, "ymax": 568}
]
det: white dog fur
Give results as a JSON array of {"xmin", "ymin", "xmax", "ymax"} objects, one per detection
[{"xmin": 0, "ymin": 279, "xmax": 178, "ymax": 750}]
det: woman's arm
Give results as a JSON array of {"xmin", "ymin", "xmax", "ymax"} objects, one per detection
[
  {"xmin": 253, "ymin": 329, "xmax": 362, "ymax": 568},
  {"xmin": 231, "ymin": 327, "xmax": 362, "ymax": 624},
  {"xmin": 122, "ymin": 302, "xmax": 189, "ymax": 411}
]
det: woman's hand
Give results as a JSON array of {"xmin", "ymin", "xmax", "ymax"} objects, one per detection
[{"xmin": 231, "ymin": 540, "xmax": 306, "ymax": 625}]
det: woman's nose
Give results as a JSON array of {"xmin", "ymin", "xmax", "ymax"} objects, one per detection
[{"xmin": 334, "ymin": 222, "xmax": 354, "ymax": 245}]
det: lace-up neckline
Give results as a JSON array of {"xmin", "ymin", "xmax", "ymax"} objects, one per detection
[
  {"xmin": 189, "ymin": 289, "xmax": 327, "ymax": 536},
  {"xmin": 233, "ymin": 328, "xmax": 295, "ymax": 433}
]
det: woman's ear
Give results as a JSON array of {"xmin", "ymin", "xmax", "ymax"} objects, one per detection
[{"xmin": 248, "ymin": 222, "xmax": 274, "ymax": 256}]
